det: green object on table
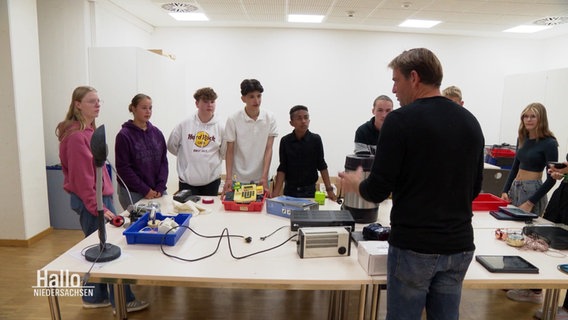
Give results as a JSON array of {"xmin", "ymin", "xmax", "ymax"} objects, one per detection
[{"xmin": 314, "ymin": 191, "xmax": 326, "ymax": 205}]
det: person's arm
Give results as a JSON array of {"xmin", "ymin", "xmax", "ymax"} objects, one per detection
[
  {"xmin": 166, "ymin": 124, "xmax": 181, "ymax": 156},
  {"xmin": 319, "ymin": 169, "xmax": 337, "ymax": 201},
  {"xmin": 501, "ymin": 142, "xmax": 520, "ymax": 202},
  {"xmin": 472, "ymin": 151, "xmax": 484, "ymax": 199},
  {"xmin": 67, "ymin": 133, "xmax": 112, "ymax": 217},
  {"xmin": 272, "ymin": 138, "xmax": 287, "ymax": 198},
  {"xmin": 358, "ymin": 114, "xmax": 401, "ymax": 203},
  {"xmin": 354, "ymin": 125, "xmax": 374, "ymax": 154},
  {"xmin": 523, "ymin": 140, "xmax": 559, "ymax": 211},
  {"xmin": 315, "ymin": 135, "xmax": 336, "ymax": 200},
  {"xmin": 501, "ymin": 156, "xmax": 520, "ymax": 202},
  {"xmin": 223, "ymin": 141, "xmax": 235, "ymax": 195},
  {"xmin": 156, "ymin": 130, "xmax": 169, "ymax": 195},
  {"xmin": 218, "ymin": 123, "xmax": 227, "ymax": 160},
  {"xmin": 261, "ymin": 135, "xmax": 275, "ymax": 197},
  {"xmin": 354, "ymin": 142, "xmax": 372, "ymax": 155},
  {"xmin": 272, "ymin": 171, "xmax": 285, "ymax": 198}
]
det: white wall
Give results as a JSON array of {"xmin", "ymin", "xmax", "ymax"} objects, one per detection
[
  {"xmin": 34, "ymin": 1, "xmax": 568, "ymax": 187},
  {"xmin": 147, "ymin": 27, "xmax": 554, "ymax": 176},
  {"xmin": 501, "ymin": 68, "xmax": 568, "ymax": 161},
  {"xmin": 0, "ymin": 0, "xmax": 564, "ymax": 240},
  {"xmin": 0, "ymin": 0, "xmax": 49, "ymax": 240},
  {"xmin": 88, "ymin": 47, "xmax": 185, "ymax": 202},
  {"xmin": 0, "ymin": 0, "xmax": 25, "ymax": 239},
  {"xmin": 40, "ymin": 0, "xmax": 154, "ymax": 166}
]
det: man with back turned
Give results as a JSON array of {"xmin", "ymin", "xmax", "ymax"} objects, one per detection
[{"xmin": 340, "ymin": 48, "xmax": 484, "ymax": 320}]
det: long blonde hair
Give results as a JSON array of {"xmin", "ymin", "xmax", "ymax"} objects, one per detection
[
  {"xmin": 517, "ymin": 102, "xmax": 555, "ymax": 147},
  {"xmin": 55, "ymin": 86, "xmax": 97, "ymax": 141}
]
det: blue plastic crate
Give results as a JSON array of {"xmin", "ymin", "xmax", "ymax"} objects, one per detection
[
  {"xmin": 123, "ymin": 212, "xmax": 192, "ymax": 246},
  {"xmin": 266, "ymin": 196, "xmax": 319, "ymax": 218}
]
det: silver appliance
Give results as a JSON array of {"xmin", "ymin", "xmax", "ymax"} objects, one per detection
[{"xmin": 297, "ymin": 227, "xmax": 351, "ymax": 258}]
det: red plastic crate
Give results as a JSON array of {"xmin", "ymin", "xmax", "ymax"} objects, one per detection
[
  {"xmin": 472, "ymin": 193, "xmax": 509, "ymax": 211},
  {"xmin": 222, "ymin": 194, "xmax": 266, "ymax": 212},
  {"xmin": 489, "ymin": 148, "xmax": 515, "ymax": 158}
]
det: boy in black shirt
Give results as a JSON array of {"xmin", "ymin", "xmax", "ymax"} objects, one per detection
[{"xmin": 272, "ymin": 105, "xmax": 336, "ymax": 200}]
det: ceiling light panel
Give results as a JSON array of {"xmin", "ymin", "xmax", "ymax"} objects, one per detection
[
  {"xmin": 399, "ymin": 19, "xmax": 441, "ymax": 28},
  {"xmin": 107, "ymin": 0, "xmax": 568, "ymax": 39},
  {"xmin": 504, "ymin": 25, "xmax": 552, "ymax": 33},
  {"xmin": 288, "ymin": 14, "xmax": 324, "ymax": 23}
]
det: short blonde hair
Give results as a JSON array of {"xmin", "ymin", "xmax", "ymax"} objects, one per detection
[{"xmin": 442, "ymin": 86, "xmax": 462, "ymax": 101}]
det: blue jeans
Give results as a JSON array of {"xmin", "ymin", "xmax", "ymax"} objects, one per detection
[
  {"xmin": 509, "ymin": 180, "xmax": 547, "ymax": 216},
  {"xmin": 386, "ymin": 245, "xmax": 474, "ymax": 320},
  {"xmin": 70, "ymin": 193, "xmax": 136, "ymax": 305}
]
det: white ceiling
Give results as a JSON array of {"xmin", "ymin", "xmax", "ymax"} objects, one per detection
[{"xmin": 107, "ymin": 0, "xmax": 568, "ymax": 39}]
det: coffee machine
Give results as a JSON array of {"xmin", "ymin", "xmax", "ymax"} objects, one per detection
[{"xmin": 342, "ymin": 154, "xmax": 379, "ymax": 223}]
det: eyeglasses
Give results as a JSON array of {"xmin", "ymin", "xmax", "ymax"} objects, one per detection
[{"xmin": 82, "ymin": 99, "xmax": 103, "ymax": 105}]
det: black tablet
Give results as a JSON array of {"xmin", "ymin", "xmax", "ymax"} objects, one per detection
[
  {"xmin": 498, "ymin": 206, "xmax": 538, "ymax": 219},
  {"xmin": 489, "ymin": 210, "xmax": 518, "ymax": 221},
  {"xmin": 475, "ymin": 255, "xmax": 539, "ymax": 274}
]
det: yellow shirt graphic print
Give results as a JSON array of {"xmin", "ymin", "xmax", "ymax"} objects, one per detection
[{"xmin": 194, "ymin": 131, "xmax": 211, "ymax": 148}]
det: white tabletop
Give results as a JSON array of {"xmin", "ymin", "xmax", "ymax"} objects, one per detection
[
  {"xmin": 42, "ymin": 196, "xmax": 567, "ymax": 290},
  {"xmin": 371, "ymin": 199, "xmax": 568, "ymax": 289},
  {"xmin": 42, "ymin": 196, "xmax": 371, "ymax": 290},
  {"xmin": 377, "ymin": 198, "xmax": 554, "ymax": 229},
  {"xmin": 464, "ymin": 228, "xmax": 568, "ymax": 289},
  {"xmin": 472, "ymin": 211, "xmax": 554, "ymax": 229}
]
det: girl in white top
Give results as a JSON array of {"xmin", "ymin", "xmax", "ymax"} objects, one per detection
[
  {"xmin": 223, "ymin": 79, "xmax": 278, "ymax": 195},
  {"xmin": 167, "ymin": 87, "xmax": 225, "ymax": 196}
]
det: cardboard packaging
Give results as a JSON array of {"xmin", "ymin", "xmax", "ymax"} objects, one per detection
[
  {"xmin": 357, "ymin": 241, "xmax": 389, "ymax": 275},
  {"xmin": 266, "ymin": 196, "xmax": 319, "ymax": 218}
]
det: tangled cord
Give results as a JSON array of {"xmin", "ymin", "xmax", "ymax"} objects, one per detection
[
  {"xmin": 519, "ymin": 234, "xmax": 567, "ymax": 257},
  {"xmin": 520, "ymin": 235, "xmax": 549, "ymax": 252},
  {"xmin": 159, "ymin": 225, "xmax": 296, "ymax": 262}
]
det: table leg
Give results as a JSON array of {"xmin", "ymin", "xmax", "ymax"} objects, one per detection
[
  {"xmin": 114, "ymin": 283, "xmax": 128, "ymax": 319},
  {"xmin": 340, "ymin": 290, "xmax": 349, "ymax": 319},
  {"xmin": 357, "ymin": 285, "xmax": 367, "ymax": 320},
  {"xmin": 328, "ymin": 291, "xmax": 337, "ymax": 320},
  {"xmin": 542, "ymin": 289, "xmax": 560, "ymax": 320},
  {"xmin": 328, "ymin": 290, "xmax": 348, "ymax": 320},
  {"xmin": 551, "ymin": 289, "xmax": 560, "ymax": 320},
  {"xmin": 370, "ymin": 284, "xmax": 380, "ymax": 320},
  {"xmin": 47, "ymin": 293, "xmax": 61, "ymax": 320}
]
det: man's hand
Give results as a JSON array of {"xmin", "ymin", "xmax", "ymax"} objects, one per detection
[{"xmin": 338, "ymin": 166, "xmax": 364, "ymax": 196}]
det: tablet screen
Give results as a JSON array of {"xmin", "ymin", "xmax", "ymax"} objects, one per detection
[{"xmin": 475, "ymin": 255, "xmax": 539, "ymax": 273}]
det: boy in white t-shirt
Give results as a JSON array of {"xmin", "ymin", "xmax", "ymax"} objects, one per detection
[{"xmin": 223, "ymin": 79, "xmax": 278, "ymax": 196}]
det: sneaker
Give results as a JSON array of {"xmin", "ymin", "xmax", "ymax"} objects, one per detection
[
  {"xmin": 112, "ymin": 300, "xmax": 150, "ymax": 314},
  {"xmin": 82, "ymin": 299, "xmax": 111, "ymax": 309},
  {"xmin": 534, "ymin": 307, "xmax": 568, "ymax": 320},
  {"xmin": 506, "ymin": 289, "xmax": 543, "ymax": 304}
]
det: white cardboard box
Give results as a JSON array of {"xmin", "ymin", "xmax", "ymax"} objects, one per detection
[{"xmin": 357, "ymin": 241, "xmax": 389, "ymax": 275}]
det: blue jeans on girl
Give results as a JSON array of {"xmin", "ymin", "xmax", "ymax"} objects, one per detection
[{"xmin": 70, "ymin": 193, "xmax": 136, "ymax": 305}]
